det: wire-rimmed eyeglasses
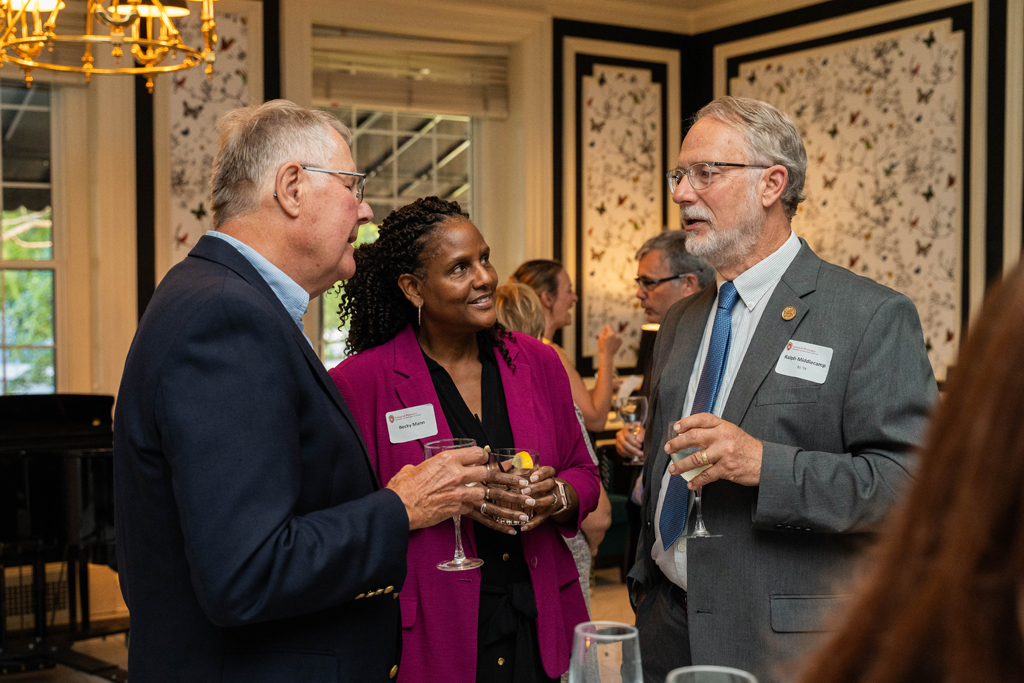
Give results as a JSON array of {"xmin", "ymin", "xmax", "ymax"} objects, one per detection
[
  {"xmin": 634, "ymin": 273, "xmax": 688, "ymax": 293},
  {"xmin": 666, "ymin": 162, "xmax": 769, "ymax": 192},
  {"xmin": 301, "ymin": 164, "xmax": 366, "ymax": 202}
]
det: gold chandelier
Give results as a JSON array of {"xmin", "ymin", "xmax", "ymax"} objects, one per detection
[{"xmin": 0, "ymin": 0, "xmax": 217, "ymax": 92}]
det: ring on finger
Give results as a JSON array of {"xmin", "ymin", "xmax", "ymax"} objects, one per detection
[
  {"xmin": 481, "ymin": 502, "xmax": 488, "ymax": 516},
  {"xmin": 700, "ymin": 449, "xmax": 709, "ymax": 466},
  {"xmin": 485, "ymin": 487, "xmax": 491, "ymax": 500}
]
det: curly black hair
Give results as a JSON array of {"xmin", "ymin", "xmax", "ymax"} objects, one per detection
[{"xmin": 338, "ymin": 196, "xmax": 515, "ymax": 368}]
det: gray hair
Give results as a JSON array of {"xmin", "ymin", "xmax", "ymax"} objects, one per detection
[
  {"xmin": 636, "ymin": 231, "xmax": 715, "ymax": 288},
  {"xmin": 693, "ymin": 96, "xmax": 807, "ymax": 219},
  {"xmin": 210, "ymin": 100, "xmax": 352, "ymax": 228}
]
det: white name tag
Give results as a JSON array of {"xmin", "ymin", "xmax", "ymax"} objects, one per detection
[
  {"xmin": 775, "ymin": 340, "xmax": 833, "ymax": 384},
  {"xmin": 386, "ymin": 404, "xmax": 438, "ymax": 444}
]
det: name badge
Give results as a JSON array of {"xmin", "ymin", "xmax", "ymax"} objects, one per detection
[
  {"xmin": 386, "ymin": 404, "xmax": 438, "ymax": 444},
  {"xmin": 775, "ymin": 340, "xmax": 833, "ymax": 384}
]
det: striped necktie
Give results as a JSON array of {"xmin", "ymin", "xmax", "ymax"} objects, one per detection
[{"xmin": 659, "ymin": 281, "xmax": 739, "ymax": 549}]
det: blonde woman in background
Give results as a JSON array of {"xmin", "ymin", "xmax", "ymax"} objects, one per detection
[
  {"xmin": 511, "ymin": 261, "xmax": 621, "ymax": 431},
  {"xmin": 495, "ymin": 282, "xmax": 613, "ymax": 614}
]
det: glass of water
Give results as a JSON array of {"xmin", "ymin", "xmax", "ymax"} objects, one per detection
[
  {"xmin": 568, "ymin": 621, "xmax": 642, "ymax": 683},
  {"xmin": 666, "ymin": 666, "xmax": 758, "ymax": 683}
]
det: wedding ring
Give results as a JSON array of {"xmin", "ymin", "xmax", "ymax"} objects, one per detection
[
  {"xmin": 481, "ymin": 503, "xmax": 488, "ymax": 516},
  {"xmin": 485, "ymin": 487, "xmax": 491, "ymax": 501},
  {"xmin": 700, "ymin": 449, "xmax": 709, "ymax": 466}
]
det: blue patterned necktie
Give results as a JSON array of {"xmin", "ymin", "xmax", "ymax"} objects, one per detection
[{"xmin": 659, "ymin": 281, "xmax": 740, "ymax": 549}]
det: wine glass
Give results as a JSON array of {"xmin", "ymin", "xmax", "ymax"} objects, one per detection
[
  {"xmin": 615, "ymin": 396, "xmax": 648, "ymax": 466},
  {"xmin": 666, "ymin": 666, "xmax": 758, "ymax": 683},
  {"xmin": 568, "ymin": 621, "xmax": 642, "ymax": 683},
  {"xmin": 424, "ymin": 438, "xmax": 484, "ymax": 571},
  {"xmin": 669, "ymin": 440, "xmax": 720, "ymax": 540}
]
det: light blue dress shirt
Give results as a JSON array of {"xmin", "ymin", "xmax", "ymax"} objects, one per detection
[{"xmin": 205, "ymin": 231, "xmax": 311, "ymax": 341}]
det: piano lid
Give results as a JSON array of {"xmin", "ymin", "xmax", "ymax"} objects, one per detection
[{"xmin": 0, "ymin": 394, "xmax": 113, "ymax": 454}]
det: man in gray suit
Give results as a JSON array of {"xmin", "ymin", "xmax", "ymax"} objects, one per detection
[{"xmin": 627, "ymin": 97, "xmax": 936, "ymax": 683}]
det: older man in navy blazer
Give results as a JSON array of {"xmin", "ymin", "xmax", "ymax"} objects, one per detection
[{"xmin": 114, "ymin": 101, "xmax": 487, "ymax": 682}]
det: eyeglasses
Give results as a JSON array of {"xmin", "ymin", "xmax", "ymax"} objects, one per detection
[
  {"xmin": 301, "ymin": 164, "xmax": 366, "ymax": 202},
  {"xmin": 666, "ymin": 162, "xmax": 769, "ymax": 192},
  {"xmin": 634, "ymin": 273, "xmax": 688, "ymax": 292}
]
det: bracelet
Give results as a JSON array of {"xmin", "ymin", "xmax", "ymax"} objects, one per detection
[{"xmin": 554, "ymin": 479, "xmax": 571, "ymax": 515}]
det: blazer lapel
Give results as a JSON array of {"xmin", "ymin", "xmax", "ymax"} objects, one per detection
[
  {"xmin": 392, "ymin": 326, "xmax": 452, "ymax": 451},
  {"xmin": 498, "ymin": 338, "xmax": 538, "ymax": 450},
  {"xmin": 722, "ymin": 240, "xmax": 820, "ymax": 426},
  {"xmin": 646, "ymin": 287, "xmax": 715, "ymax": 509}
]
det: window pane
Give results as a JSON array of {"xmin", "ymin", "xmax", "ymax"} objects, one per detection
[
  {"xmin": 2, "ymin": 190, "xmax": 52, "ymax": 260},
  {"xmin": 3, "ymin": 347, "xmax": 54, "ymax": 394},
  {"xmin": 2, "ymin": 108, "xmax": 51, "ymax": 182},
  {"xmin": 436, "ymin": 118, "xmax": 469, "ymax": 137},
  {"xmin": 0, "ymin": 81, "xmax": 50, "ymax": 107},
  {"xmin": 3, "ymin": 269, "xmax": 54, "ymax": 345}
]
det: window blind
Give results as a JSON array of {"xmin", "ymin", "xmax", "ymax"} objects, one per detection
[{"xmin": 311, "ymin": 33, "xmax": 509, "ymax": 119}]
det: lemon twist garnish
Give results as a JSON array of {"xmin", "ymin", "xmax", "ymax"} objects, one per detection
[{"xmin": 511, "ymin": 451, "xmax": 534, "ymax": 469}]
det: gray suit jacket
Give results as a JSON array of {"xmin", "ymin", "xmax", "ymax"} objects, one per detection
[{"xmin": 627, "ymin": 239, "xmax": 936, "ymax": 682}]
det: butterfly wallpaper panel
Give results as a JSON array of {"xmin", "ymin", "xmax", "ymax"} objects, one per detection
[
  {"xmin": 580, "ymin": 64, "xmax": 663, "ymax": 365},
  {"xmin": 169, "ymin": 10, "xmax": 251, "ymax": 266},
  {"xmin": 730, "ymin": 19, "xmax": 964, "ymax": 380}
]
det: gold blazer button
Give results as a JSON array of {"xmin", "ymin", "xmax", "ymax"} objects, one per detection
[
  {"xmin": 782, "ymin": 306, "xmax": 797, "ymax": 321},
  {"xmin": 390, "ymin": 665, "xmax": 399, "ymax": 678}
]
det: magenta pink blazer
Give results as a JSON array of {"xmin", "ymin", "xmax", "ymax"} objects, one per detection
[{"xmin": 330, "ymin": 325, "xmax": 599, "ymax": 682}]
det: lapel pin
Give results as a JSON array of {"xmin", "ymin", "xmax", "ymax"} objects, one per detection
[{"xmin": 782, "ymin": 306, "xmax": 797, "ymax": 321}]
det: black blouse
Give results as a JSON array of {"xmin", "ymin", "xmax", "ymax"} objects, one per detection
[{"xmin": 423, "ymin": 346, "xmax": 557, "ymax": 683}]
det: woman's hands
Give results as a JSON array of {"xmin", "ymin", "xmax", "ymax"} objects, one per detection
[{"xmin": 465, "ymin": 465, "xmax": 571, "ymax": 533}]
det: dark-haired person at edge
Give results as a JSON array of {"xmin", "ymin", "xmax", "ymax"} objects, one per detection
[
  {"xmin": 113, "ymin": 101, "xmax": 486, "ymax": 682},
  {"xmin": 794, "ymin": 261, "xmax": 1024, "ymax": 683},
  {"xmin": 329, "ymin": 197, "xmax": 600, "ymax": 683},
  {"xmin": 511, "ymin": 260, "xmax": 622, "ymax": 432}
]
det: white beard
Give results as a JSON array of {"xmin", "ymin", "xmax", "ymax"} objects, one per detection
[{"xmin": 682, "ymin": 180, "xmax": 765, "ymax": 271}]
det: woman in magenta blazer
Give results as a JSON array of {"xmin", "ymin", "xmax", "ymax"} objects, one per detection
[{"xmin": 329, "ymin": 197, "xmax": 599, "ymax": 683}]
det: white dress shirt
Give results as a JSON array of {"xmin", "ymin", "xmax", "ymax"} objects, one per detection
[{"xmin": 652, "ymin": 230, "xmax": 802, "ymax": 590}]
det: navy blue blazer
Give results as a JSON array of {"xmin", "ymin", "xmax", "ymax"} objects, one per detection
[{"xmin": 114, "ymin": 235, "xmax": 410, "ymax": 682}]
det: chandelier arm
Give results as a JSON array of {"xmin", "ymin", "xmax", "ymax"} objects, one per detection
[{"xmin": 0, "ymin": 5, "xmax": 28, "ymax": 43}]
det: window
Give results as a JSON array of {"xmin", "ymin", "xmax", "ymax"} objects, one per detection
[
  {"xmin": 316, "ymin": 107, "xmax": 474, "ymax": 365},
  {"xmin": 0, "ymin": 80, "xmax": 55, "ymax": 394}
]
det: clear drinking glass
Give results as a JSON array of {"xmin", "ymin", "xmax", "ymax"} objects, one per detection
[
  {"xmin": 568, "ymin": 621, "xmax": 643, "ymax": 683},
  {"xmin": 615, "ymin": 396, "xmax": 648, "ymax": 465},
  {"xmin": 489, "ymin": 448, "xmax": 539, "ymax": 525},
  {"xmin": 666, "ymin": 665, "xmax": 758, "ymax": 683},
  {"xmin": 669, "ymin": 442, "xmax": 721, "ymax": 540},
  {"xmin": 423, "ymin": 438, "xmax": 484, "ymax": 571}
]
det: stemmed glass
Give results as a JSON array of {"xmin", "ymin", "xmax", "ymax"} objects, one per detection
[
  {"xmin": 666, "ymin": 666, "xmax": 758, "ymax": 683},
  {"xmin": 568, "ymin": 621, "xmax": 642, "ymax": 683},
  {"xmin": 424, "ymin": 438, "xmax": 484, "ymax": 571},
  {"xmin": 615, "ymin": 396, "xmax": 648, "ymax": 466},
  {"xmin": 670, "ymin": 444, "xmax": 721, "ymax": 540}
]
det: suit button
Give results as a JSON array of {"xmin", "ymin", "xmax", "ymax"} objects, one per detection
[
  {"xmin": 498, "ymin": 658, "xmax": 505, "ymax": 666},
  {"xmin": 384, "ymin": 586, "xmax": 394, "ymax": 593},
  {"xmin": 355, "ymin": 593, "xmax": 365, "ymax": 600},
  {"xmin": 390, "ymin": 664, "xmax": 398, "ymax": 678},
  {"xmin": 784, "ymin": 525, "xmax": 792, "ymax": 530},
  {"xmin": 375, "ymin": 588, "xmax": 385, "ymax": 596},
  {"xmin": 805, "ymin": 528, "xmax": 812, "ymax": 532},
  {"xmin": 393, "ymin": 592, "xmax": 400, "ymax": 599},
  {"xmin": 775, "ymin": 524, "xmax": 782, "ymax": 529},
  {"xmin": 530, "ymin": 556, "xmax": 538, "ymax": 569},
  {"xmin": 502, "ymin": 553, "xmax": 510, "ymax": 561},
  {"xmin": 647, "ymin": 522, "xmax": 652, "ymax": 528}
]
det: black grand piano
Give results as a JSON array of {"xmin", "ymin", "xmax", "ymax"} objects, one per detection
[{"xmin": 0, "ymin": 394, "xmax": 128, "ymax": 680}]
